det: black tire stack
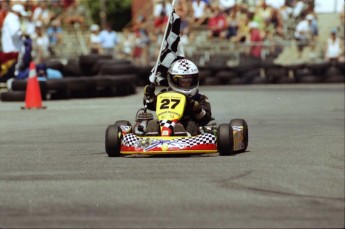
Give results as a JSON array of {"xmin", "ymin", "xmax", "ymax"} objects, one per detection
[{"xmin": 1, "ymin": 54, "xmax": 139, "ymax": 102}]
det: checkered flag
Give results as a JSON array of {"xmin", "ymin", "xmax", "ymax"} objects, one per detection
[{"xmin": 149, "ymin": 9, "xmax": 185, "ymax": 86}]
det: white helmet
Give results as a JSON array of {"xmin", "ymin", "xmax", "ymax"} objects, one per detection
[{"xmin": 167, "ymin": 59, "xmax": 199, "ymax": 97}]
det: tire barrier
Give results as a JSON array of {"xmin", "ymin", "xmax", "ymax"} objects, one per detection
[
  {"xmin": 1, "ymin": 54, "xmax": 343, "ymax": 102},
  {"xmin": 11, "ymin": 80, "xmax": 48, "ymax": 100},
  {"xmin": 0, "ymin": 91, "xmax": 26, "ymax": 102}
]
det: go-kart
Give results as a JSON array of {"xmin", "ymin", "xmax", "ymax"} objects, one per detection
[{"xmin": 105, "ymin": 91, "xmax": 248, "ymax": 156}]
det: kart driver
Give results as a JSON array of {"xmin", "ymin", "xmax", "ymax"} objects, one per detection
[{"xmin": 143, "ymin": 58, "xmax": 212, "ymax": 136}]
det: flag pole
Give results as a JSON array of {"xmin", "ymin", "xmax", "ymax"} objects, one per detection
[{"xmin": 151, "ymin": 0, "xmax": 179, "ymax": 84}]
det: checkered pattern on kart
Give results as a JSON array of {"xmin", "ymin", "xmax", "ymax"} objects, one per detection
[
  {"xmin": 160, "ymin": 120, "xmax": 176, "ymax": 130},
  {"xmin": 122, "ymin": 133, "xmax": 216, "ymax": 147}
]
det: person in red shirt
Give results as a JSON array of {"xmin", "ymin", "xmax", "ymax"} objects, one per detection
[
  {"xmin": 154, "ymin": 11, "xmax": 168, "ymax": 28},
  {"xmin": 248, "ymin": 21, "xmax": 263, "ymax": 59},
  {"xmin": 207, "ymin": 6, "xmax": 227, "ymax": 39}
]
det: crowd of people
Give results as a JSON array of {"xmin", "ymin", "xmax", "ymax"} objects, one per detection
[
  {"xmin": 124, "ymin": 0, "xmax": 344, "ymax": 64},
  {"xmin": 0, "ymin": 0, "xmax": 88, "ymax": 61},
  {"xmin": 1, "ymin": 0, "xmax": 344, "ymax": 71},
  {"xmin": 0, "ymin": 0, "xmax": 90, "ymax": 80}
]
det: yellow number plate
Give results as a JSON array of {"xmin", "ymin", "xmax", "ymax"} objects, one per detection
[{"xmin": 156, "ymin": 92, "xmax": 186, "ymax": 121}]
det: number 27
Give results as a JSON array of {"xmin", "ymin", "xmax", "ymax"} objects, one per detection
[{"xmin": 160, "ymin": 99, "xmax": 180, "ymax": 109}]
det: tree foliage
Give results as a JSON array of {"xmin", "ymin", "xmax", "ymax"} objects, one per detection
[{"xmin": 82, "ymin": 0, "xmax": 132, "ymax": 31}]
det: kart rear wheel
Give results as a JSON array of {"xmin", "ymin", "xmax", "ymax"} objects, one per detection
[
  {"xmin": 230, "ymin": 119, "xmax": 248, "ymax": 152},
  {"xmin": 217, "ymin": 124, "xmax": 234, "ymax": 156},
  {"xmin": 105, "ymin": 124, "xmax": 121, "ymax": 157}
]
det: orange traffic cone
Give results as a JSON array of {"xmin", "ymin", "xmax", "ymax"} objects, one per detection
[{"xmin": 21, "ymin": 62, "xmax": 46, "ymax": 109}]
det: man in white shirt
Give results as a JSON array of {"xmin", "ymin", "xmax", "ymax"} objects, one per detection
[
  {"xmin": 219, "ymin": 0, "xmax": 235, "ymax": 12},
  {"xmin": 1, "ymin": 4, "xmax": 27, "ymax": 53},
  {"xmin": 153, "ymin": 0, "xmax": 172, "ymax": 18},
  {"xmin": 192, "ymin": 0, "xmax": 206, "ymax": 20},
  {"xmin": 325, "ymin": 29, "xmax": 343, "ymax": 63}
]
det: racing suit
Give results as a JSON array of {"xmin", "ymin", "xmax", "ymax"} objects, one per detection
[{"xmin": 144, "ymin": 87, "xmax": 212, "ymax": 136}]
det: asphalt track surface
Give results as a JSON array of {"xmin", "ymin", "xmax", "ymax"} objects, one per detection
[{"xmin": 0, "ymin": 84, "xmax": 344, "ymax": 228}]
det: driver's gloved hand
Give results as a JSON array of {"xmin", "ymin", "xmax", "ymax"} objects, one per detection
[
  {"xmin": 188, "ymin": 99, "xmax": 202, "ymax": 113},
  {"xmin": 144, "ymin": 84, "xmax": 155, "ymax": 98}
]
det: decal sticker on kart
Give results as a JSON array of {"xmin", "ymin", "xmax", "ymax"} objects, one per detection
[{"xmin": 121, "ymin": 133, "xmax": 217, "ymax": 152}]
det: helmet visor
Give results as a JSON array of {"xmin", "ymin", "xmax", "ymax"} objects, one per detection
[{"xmin": 171, "ymin": 74, "xmax": 198, "ymax": 90}]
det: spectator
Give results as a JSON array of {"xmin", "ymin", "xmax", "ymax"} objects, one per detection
[
  {"xmin": 153, "ymin": 0, "xmax": 172, "ymax": 18},
  {"xmin": 14, "ymin": 35, "xmax": 32, "ymax": 80},
  {"xmin": 294, "ymin": 14, "xmax": 314, "ymax": 58},
  {"xmin": 1, "ymin": 4, "xmax": 27, "ymax": 53},
  {"xmin": 21, "ymin": 10, "xmax": 35, "ymax": 37},
  {"xmin": 49, "ymin": 0, "xmax": 64, "ymax": 24},
  {"xmin": 218, "ymin": 0, "xmax": 236, "ymax": 14},
  {"xmin": 154, "ymin": 11, "xmax": 168, "ymax": 29},
  {"xmin": 32, "ymin": 21, "xmax": 50, "ymax": 63},
  {"xmin": 32, "ymin": 0, "xmax": 51, "ymax": 27},
  {"xmin": 88, "ymin": 24, "xmax": 101, "ymax": 54},
  {"xmin": 99, "ymin": 24, "xmax": 119, "ymax": 57},
  {"xmin": 264, "ymin": 8, "xmax": 283, "ymax": 38},
  {"xmin": 292, "ymin": 0, "xmax": 305, "ymax": 20},
  {"xmin": 324, "ymin": 29, "xmax": 343, "ymax": 63},
  {"xmin": 46, "ymin": 20, "xmax": 63, "ymax": 56},
  {"xmin": 248, "ymin": 21, "xmax": 263, "ymax": 59},
  {"xmin": 132, "ymin": 15, "xmax": 148, "ymax": 35},
  {"xmin": 253, "ymin": 0, "xmax": 273, "ymax": 28},
  {"xmin": 308, "ymin": 12, "xmax": 319, "ymax": 39},
  {"xmin": 175, "ymin": 0, "xmax": 190, "ymax": 33},
  {"xmin": 278, "ymin": 2, "xmax": 293, "ymax": 38},
  {"xmin": 225, "ymin": 5, "xmax": 240, "ymax": 40},
  {"xmin": 133, "ymin": 31, "xmax": 147, "ymax": 66},
  {"xmin": 191, "ymin": 0, "xmax": 208, "ymax": 25},
  {"xmin": 121, "ymin": 29, "xmax": 135, "ymax": 59},
  {"xmin": 207, "ymin": 6, "xmax": 227, "ymax": 39},
  {"xmin": 232, "ymin": 8, "xmax": 250, "ymax": 43},
  {"xmin": 36, "ymin": 62, "xmax": 63, "ymax": 79}
]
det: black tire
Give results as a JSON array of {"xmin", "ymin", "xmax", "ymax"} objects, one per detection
[
  {"xmin": 45, "ymin": 59, "xmax": 63, "ymax": 71},
  {"xmin": 11, "ymin": 80, "xmax": 48, "ymax": 100},
  {"xmin": 100, "ymin": 64, "xmax": 136, "ymax": 75},
  {"xmin": 215, "ymin": 70, "xmax": 232, "ymax": 84},
  {"xmin": 46, "ymin": 79, "xmax": 70, "ymax": 100},
  {"xmin": 217, "ymin": 124, "xmax": 234, "ymax": 156},
  {"xmin": 64, "ymin": 78, "xmax": 88, "ymax": 98},
  {"xmin": 0, "ymin": 91, "xmax": 26, "ymax": 101},
  {"xmin": 62, "ymin": 59, "xmax": 82, "ymax": 77},
  {"xmin": 241, "ymin": 68, "xmax": 261, "ymax": 84},
  {"xmin": 105, "ymin": 124, "xmax": 122, "ymax": 157},
  {"xmin": 230, "ymin": 119, "xmax": 248, "ymax": 152},
  {"xmin": 92, "ymin": 59, "xmax": 132, "ymax": 75}
]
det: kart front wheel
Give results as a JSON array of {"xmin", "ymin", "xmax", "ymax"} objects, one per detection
[
  {"xmin": 217, "ymin": 124, "xmax": 234, "ymax": 156},
  {"xmin": 105, "ymin": 124, "xmax": 121, "ymax": 157}
]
